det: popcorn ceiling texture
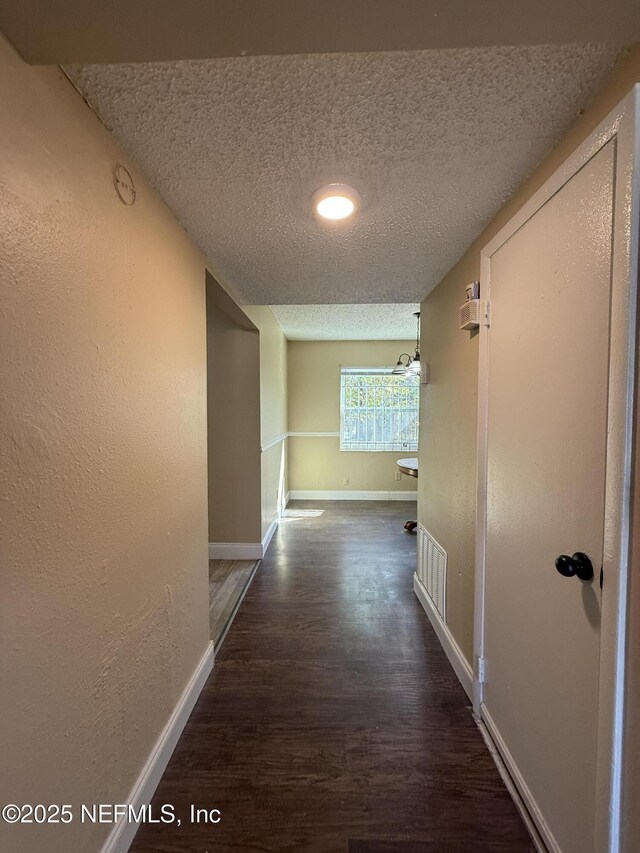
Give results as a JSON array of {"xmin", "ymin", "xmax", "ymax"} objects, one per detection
[
  {"xmin": 270, "ymin": 303, "xmax": 420, "ymax": 340},
  {"xmin": 69, "ymin": 44, "xmax": 620, "ymax": 304}
]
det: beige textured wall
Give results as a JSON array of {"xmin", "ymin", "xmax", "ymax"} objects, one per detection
[
  {"xmin": 419, "ymin": 45, "xmax": 640, "ymax": 665},
  {"xmin": 206, "ymin": 293, "xmax": 262, "ymax": 543},
  {"xmin": 244, "ymin": 306, "xmax": 288, "ymax": 535},
  {"xmin": 288, "ymin": 341, "xmax": 419, "ymax": 494},
  {"xmin": 0, "ymin": 36, "xmax": 209, "ymax": 852}
]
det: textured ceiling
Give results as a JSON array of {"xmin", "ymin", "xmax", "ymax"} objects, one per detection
[
  {"xmin": 68, "ymin": 44, "xmax": 620, "ymax": 304},
  {"xmin": 270, "ymin": 304, "xmax": 420, "ymax": 340}
]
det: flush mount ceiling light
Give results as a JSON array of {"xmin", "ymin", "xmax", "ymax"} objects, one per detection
[{"xmin": 312, "ymin": 184, "xmax": 360, "ymax": 221}]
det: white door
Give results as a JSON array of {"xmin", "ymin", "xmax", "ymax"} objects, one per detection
[{"xmin": 482, "ymin": 142, "xmax": 615, "ymax": 853}]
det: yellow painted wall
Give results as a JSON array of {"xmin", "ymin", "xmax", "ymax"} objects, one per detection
[
  {"xmin": 419, "ymin": 45, "xmax": 640, "ymax": 667},
  {"xmin": 0, "ymin": 35, "xmax": 209, "ymax": 852},
  {"xmin": 244, "ymin": 306, "xmax": 288, "ymax": 535},
  {"xmin": 287, "ymin": 340, "xmax": 419, "ymax": 495},
  {"xmin": 206, "ymin": 293, "xmax": 262, "ymax": 544}
]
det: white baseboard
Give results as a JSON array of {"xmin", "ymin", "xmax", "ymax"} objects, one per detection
[
  {"xmin": 285, "ymin": 491, "xmax": 290, "ymax": 506},
  {"xmin": 414, "ymin": 570, "xmax": 546, "ymax": 852},
  {"xmin": 261, "ymin": 514, "xmax": 278, "ymax": 555},
  {"xmin": 413, "ymin": 574, "xmax": 473, "ymax": 700},
  {"xmin": 479, "ymin": 706, "xmax": 555, "ymax": 853},
  {"xmin": 209, "ymin": 513, "xmax": 279, "ymax": 561},
  {"xmin": 101, "ymin": 641, "xmax": 214, "ymax": 853},
  {"xmin": 208, "ymin": 542, "xmax": 262, "ymax": 560},
  {"xmin": 288, "ymin": 490, "xmax": 417, "ymax": 501}
]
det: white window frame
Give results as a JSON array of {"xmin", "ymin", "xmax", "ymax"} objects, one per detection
[{"xmin": 339, "ymin": 367, "xmax": 419, "ymax": 452}]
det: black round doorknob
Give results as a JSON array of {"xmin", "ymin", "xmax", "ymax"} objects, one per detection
[{"xmin": 555, "ymin": 552, "xmax": 594, "ymax": 581}]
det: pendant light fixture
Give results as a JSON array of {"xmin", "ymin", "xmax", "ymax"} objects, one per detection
[
  {"xmin": 392, "ymin": 354, "xmax": 413, "ymax": 375},
  {"xmin": 392, "ymin": 312, "xmax": 421, "ymax": 376}
]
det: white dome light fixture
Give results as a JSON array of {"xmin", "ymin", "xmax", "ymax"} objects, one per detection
[{"xmin": 313, "ymin": 184, "xmax": 360, "ymax": 221}]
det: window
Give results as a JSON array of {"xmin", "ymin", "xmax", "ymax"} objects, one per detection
[{"xmin": 340, "ymin": 368, "xmax": 419, "ymax": 452}]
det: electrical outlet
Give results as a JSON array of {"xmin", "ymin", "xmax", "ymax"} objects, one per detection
[
  {"xmin": 395, "ymin": 471, "xmax": 402, "ymax": 481},
  {"xmin": 343, "ymin": 476, "xmax": 350, "ymax": 486}
]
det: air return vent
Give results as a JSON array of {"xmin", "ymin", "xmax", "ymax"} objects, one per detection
[
  {"xmin": 417, "ymin": 524, "xmax": 447, "ymax": 620},
  {"xmin": 459, "ymin": 298, "xmax": 480, "ymax": 330}
]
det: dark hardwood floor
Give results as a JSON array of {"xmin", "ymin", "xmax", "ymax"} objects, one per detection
[{"xmin": 131, "ymin": 501, "xmax": 533, "ymax": 853}]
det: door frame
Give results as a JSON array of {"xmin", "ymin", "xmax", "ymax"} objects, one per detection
[{"xmin": 473, "ymin": 86, "xmax": 640, "ymax": 853}]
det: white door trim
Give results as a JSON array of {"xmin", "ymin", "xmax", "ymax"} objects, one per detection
[{"xmin": 474, "ymin": 85, "xmax": 639, "ymax": 853}]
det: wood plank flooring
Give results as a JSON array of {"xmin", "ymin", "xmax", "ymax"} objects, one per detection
[
  {"xmin": 132, "ymin": 501, "xmax": 534, "ymax": 853},
  {"xmin": 209, "ymin": 558, "xmax": 258, "ymax": 649}
]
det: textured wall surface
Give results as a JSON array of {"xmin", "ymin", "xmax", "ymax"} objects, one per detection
[
  {"xmin": 67, "ymin": 44, "xmax": 619, "ymax": 304},
  {"xmin": 418, "ymin": 46, "xmax": 640, "ymax": 666},
  {"xmin": 419, "ymin": 299, "xmax": 478, "ymax": 660},
  {"xmin": 0, "ymin": 35, "xmax": 209, "ymax": 852},
  {"xmin": 287, "ymin": 341, "xmax": 419, "ymax": 494}
]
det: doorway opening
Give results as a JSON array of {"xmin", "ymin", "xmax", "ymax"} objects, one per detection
[{"xmin": 205, "ymin": 271, "xmax": 262, "ymax": 648}]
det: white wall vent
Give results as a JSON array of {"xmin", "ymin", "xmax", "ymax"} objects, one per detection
[
  {"xmin": 459, "ymin": 298, "xmax": 480, "ymax": 330},
  {"xmin": 417, "ymin": 524, "xmax": 447, "ymax": 620}
]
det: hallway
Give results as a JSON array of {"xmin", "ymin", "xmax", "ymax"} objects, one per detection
[{"xmin": 131, "ymin": 502, "xmax": 533, "ymax": 852}]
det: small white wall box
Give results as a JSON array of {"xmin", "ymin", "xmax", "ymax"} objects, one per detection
[
  {"xmin": 465, "ymin": 280, "xmax": 480, "ymax": 300},
  {"xmin": 459, "ymin": 298, "xmax": 481, "ymax": 330}
]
